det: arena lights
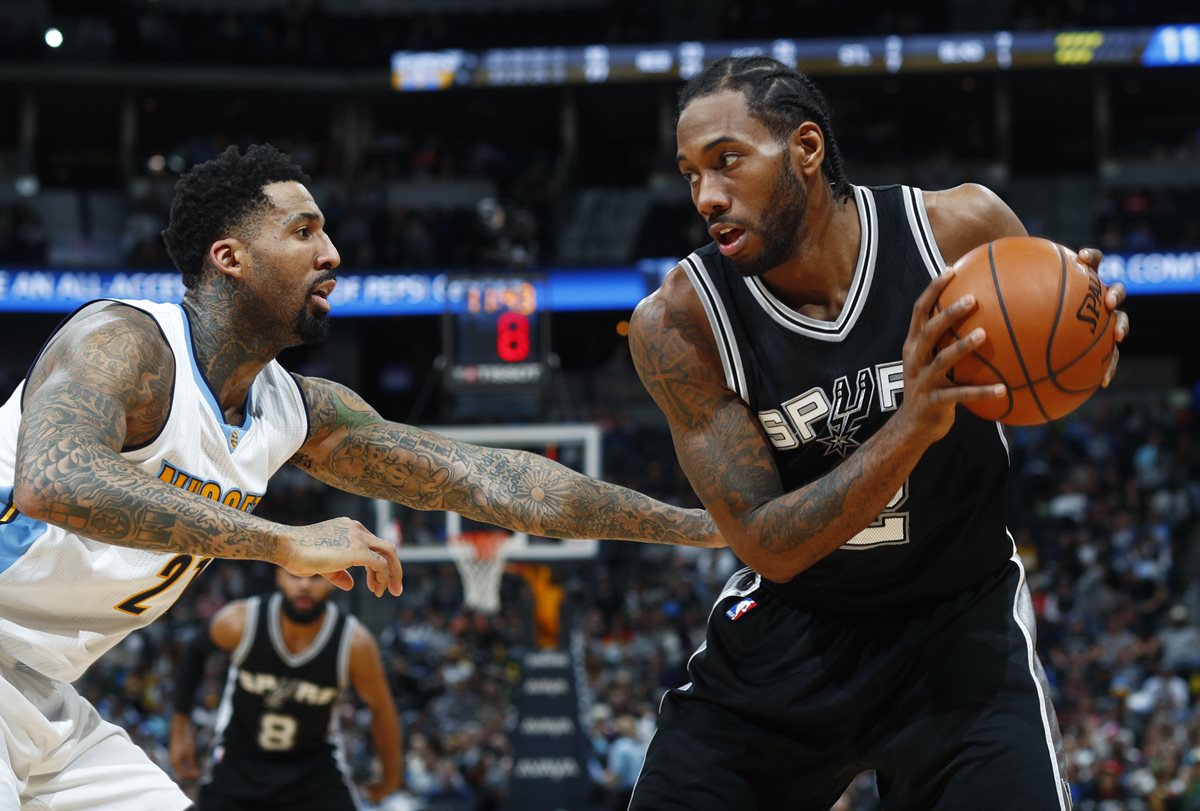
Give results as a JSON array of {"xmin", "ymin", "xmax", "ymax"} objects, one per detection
[{"xmin": 391, "ymin": 25, "xmax": 1194, "ymax": 91}]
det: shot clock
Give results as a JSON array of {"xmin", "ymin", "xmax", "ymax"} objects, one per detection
[{"xmin": 442, "ymin": 275, "xmax": 549, "ymax": 390}]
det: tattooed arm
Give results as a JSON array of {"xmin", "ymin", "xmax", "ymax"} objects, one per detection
[
  {"xmin": 626, "ymin": 266, "xmax": 1003, "ymax": 583},
  {"xmin": 12, "ymin": 305, "xmax": 400, "ymax": 595},
  {"xmin": 288, "ymin": 377, "xmax": 722, "ymax": 548}
]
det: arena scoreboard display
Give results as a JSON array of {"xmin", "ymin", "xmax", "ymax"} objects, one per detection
[
  {"xmin": 441, "ymin": 275, "xmax": 548, "ymax": 390},
  {"xmin": 392, "ymin": 25, "xmax": 1200, "ymax": 90}
]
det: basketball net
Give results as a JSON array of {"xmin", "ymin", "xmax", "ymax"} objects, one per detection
[{"xmin": 448, "ymin": 531, "xmax": 509, "ymax": 613}]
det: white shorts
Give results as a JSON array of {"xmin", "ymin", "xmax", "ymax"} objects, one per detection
[{"xmin": 0, "ymin": 659, "xmax": 190, "ymax": 811}]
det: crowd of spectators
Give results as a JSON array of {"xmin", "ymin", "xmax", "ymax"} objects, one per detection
[
  {"xmin": 62, "ymin": 382, "xmax": 1200, "ymax": 810},
  {"xmin": 6, "ymin": 173, "xmax": 1198, "ymax": 279},
  {"xmin": 1094, "ymin": 188, "xmax": 1200, "ymax": 255}
]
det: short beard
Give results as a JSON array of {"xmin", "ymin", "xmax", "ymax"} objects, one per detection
[
  {"xmin": 729, "ymin": 157, "xmax": 809, "ymax": 279},
  {"xmin": 295, "ymin": 268, "xmax": 336, "ymax": 345},
  {"xmin": 294, "ymin": 308, "xmax": 331, "ymax": 345},
  {"xmin": 281, "ymin": 596, "xmax": 328, "ymax": 625}
]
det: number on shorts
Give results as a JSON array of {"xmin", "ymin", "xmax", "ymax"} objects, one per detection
[
  {"xmin": 114, "ymin": 555, "xmax": 214, "ymax": 615},
  {"xmin": 258, "ymin": 713, "xmax": 298, "ymax": 751},
  {"xmin": 840, "ymin": 480, "xmax": 910, "ymax": 550}
]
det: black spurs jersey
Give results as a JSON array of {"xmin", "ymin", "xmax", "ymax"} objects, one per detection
[
  {"xmin": 212, "ymin": 593, "xmax": 355, "ymax": 762},
  {"xmin": 681, "ymin": 184, "xmax": 1013, "ymax": 611}
]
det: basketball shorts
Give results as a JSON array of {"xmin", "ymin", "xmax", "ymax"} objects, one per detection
[
  {"xmin": 629, "ymin": 557, "xmax": 1072, "ymax": 811},
  {"xmin": 0, "ymin": 656, "xmax": 191, "ymax": 811},
  {"xmin": 198, "ymin": 748, "xmax": 361, "ymax": 811}
]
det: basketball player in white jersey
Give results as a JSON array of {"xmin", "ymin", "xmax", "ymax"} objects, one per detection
[
  {"xmin": 170, "ymin": 568, "xmax": 401, "ymax": 810},
  {"xmin": 0, "ymin": 143, "xmax": 722, "ymax": 811}
]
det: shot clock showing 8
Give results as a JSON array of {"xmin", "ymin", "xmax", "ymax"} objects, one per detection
[{"xmin": 442, "ymin": 275, "xmax": 549, "ymax": 389}]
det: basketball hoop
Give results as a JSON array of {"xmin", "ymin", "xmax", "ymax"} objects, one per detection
[{"xmin": 448, "ymin": 531, "xmax": 510, "ymax": 613}]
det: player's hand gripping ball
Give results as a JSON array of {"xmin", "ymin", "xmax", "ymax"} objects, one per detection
[{"xmin": 933, "ymin": 236, "xmax": 1116, "ymax": 426}]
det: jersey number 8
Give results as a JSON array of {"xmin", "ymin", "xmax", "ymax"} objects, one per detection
[{"xmin": 258, "ymin": 712, "xmax": 298, "ymax": 751}]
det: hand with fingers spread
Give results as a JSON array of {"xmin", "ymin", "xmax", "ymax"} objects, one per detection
[
  {"xmin": 283, "ymin": 518, "xmax": 403, "ymax": 597},
  {"xmin": 1076, "ymin": 247, "xmax": 1130, "ymax": 387},
  {"xmin": 893, "ymin": 268, "xmax": 1008, "ymax": 444}
]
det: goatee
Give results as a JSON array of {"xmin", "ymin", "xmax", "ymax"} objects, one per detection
[
  {"xmin": 729, "ymin": 158, "xmax": 809, "ymax": 279},
  {"xmin": 282, "ymin": 597, "xmax": 328, "ymax": 625},
  {"xmin": 295, "ymin": 310, "xmax": 331, "ymax": 345}
]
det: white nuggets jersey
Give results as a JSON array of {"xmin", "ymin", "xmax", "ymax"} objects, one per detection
[{"xmin": 0, "ymin": 299, "xmax": 309, "ymax": 682}]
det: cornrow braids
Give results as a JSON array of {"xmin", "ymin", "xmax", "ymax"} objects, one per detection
[{"xmin": 677, "ymin": 56, "xmax": 852, "ymax": 202}]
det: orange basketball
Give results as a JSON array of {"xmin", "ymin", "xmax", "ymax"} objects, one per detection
[{"xmin": 934, "ymin": 236, "xmax": 1116, "ymax": 426}]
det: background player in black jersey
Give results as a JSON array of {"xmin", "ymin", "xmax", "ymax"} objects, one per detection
[
  {"xmin": 169, "ymin": 568, "xmax": 402, "ymax": 810},
  {"xmin": 625, "ymin": 57, "xmax": 1131, "ymax": 810}
]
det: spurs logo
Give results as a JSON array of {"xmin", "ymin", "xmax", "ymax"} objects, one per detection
[
  {"xmin": 757, "ymin": 361, "xmax": 905, "ymax": 456},
  {"xmin": 1074, "ymin": 274, "xmax": 1103, "ymax": 334}
]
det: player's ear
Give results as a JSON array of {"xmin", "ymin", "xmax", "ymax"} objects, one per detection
[
  {"xmin": 209, "ymin": 238, "xmax": 246, "ymax": 281},
  {"xmin": 790, "ymin": 121, "xmax": 825, "ymax": 179}
]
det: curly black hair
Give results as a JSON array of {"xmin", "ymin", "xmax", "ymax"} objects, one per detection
[
  {"xmin": 161, "ymin": 144, "xmax": 311, "ymax": 289},
  {"xmin": 677, "ymin": 56, "xmax": 852, "ymax": 202}
]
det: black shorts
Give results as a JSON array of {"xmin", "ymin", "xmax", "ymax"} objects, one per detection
[
  {"xmin": 198, "ymin": 750, "xmax": 360, "ymax": 811},
  {"xmin": 629, "ymin": 560, "xmax": 1071, "ymax": 811}
]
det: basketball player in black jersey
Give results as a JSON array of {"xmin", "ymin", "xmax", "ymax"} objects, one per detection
[
  {"xmin": 626, "ymin": 57, "xmax": 1130, "ymax": 810},
  {"xmin": 169, "ymin": 568, "xmax": 401, "ymax": 810}
]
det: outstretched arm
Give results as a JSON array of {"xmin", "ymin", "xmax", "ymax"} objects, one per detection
[
  {"xmin": 289, "ymin": 377, "xmax": 723, "ymax": 549},
  {"xmin": 12, "ymin": 305, "xmax": 399, "ymax": 595}
]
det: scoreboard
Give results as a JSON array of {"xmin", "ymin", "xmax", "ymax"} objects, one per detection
[
  {"xmin": 392, "ymin": 25, "xmax": 1200, "ymax": 91},
  {"xmin": 441, "ymin": 276, "xmax": 548, "ymax": 390}
]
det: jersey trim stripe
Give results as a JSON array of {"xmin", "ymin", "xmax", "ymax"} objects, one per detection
[
  {"xmin": 289, "ymin": 370, "xmax": 313, "ymax": 448},
  {"xmin": 678, "ymin": 568, "xmax": 763, "ymax": 695},
  {"xmin": 903, "ymin": 186, "xmax": 948, "ymax": 280},
  {"xmin": 337, "ymin": 616, "xmax": 355, "ymax": 690},
  {"xmin": 176, "ymin": 304, "xmax": 255, "ymax": 454},
  {"xmin": 0, "ymin": 487, "xmax": 47, "ymax": 575},
  {"xmin": 1007, "ymin": 545, "xmax": 1070, "ymax": 810},
  {"xmin": 743, "ymin": 185, "xmax": 878, "ymax": 342},
  {"xmin": 333, "ymin": 742, "xmax": 365, "ymax": 810},
  {"xmin": 208, "ymin": 656, "xmax": 241, "ymax": 759},
  {"xmin": 628, "ymin": 568, "xmax": 763, "ymax": 807},
  {"xmin": 232, "ymin": 597, "xmax": 260, "ymax": 667},
  {"xmin": 266, "ymin": 592, "xmax": 340, "ymax": 668},
  {"xmin": 679, "ymin": 252, "xmax": 748, "ymax": 400}
]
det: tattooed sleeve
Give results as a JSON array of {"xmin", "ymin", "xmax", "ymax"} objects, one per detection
[
  {"xmin": 13, "ymin": 306, "xmax": 285, "ymax": 561},
  {"xmin": 626, "ymin": 268, "xmax": 927, "ymax": 581},
  {"xmin": 289, "ymin": 375, "xmax": 717, "ymax": 548}
]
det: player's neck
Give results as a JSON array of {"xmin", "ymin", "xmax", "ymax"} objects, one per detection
[
  {"xmin": 758, "ymin": 188, "xmax": 860, "ymax": 319},
  {"xmin": 182, "ymin": 287, "xmax": 283, "ymax": 418}
]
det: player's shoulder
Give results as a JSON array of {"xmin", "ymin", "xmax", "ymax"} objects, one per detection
[
  {"xmin": 209, "ymin": 598, "xmax": 253, "ymax": 652},
  {"xmin": 631, "ymin": 263, "xmax": 704, "ymax": 332},
  {"xmin": 42, "ymin": 301, "xmax": 171, "ymax": 370},
  {"xmin": 348, "ymin": 615, "xmax": 378, "ymax": 651},
  {"xmin": 345, "ymin": 615, "xmax": 384, "ymax": 675},
  {"xmin": 921, "ymin": 184, "xmax": 1027, "ymax": 265},
  {"xmin": 23, "ymin": 300, "xmax": 175, "ymax": 413}
]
